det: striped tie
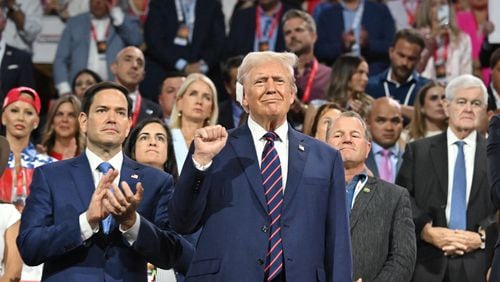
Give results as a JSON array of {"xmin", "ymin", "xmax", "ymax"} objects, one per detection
[{"xmin": 261, "ymin": 132, "xmax": 284, "ymax": 281}]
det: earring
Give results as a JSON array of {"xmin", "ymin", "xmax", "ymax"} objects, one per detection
[
  {"xmin": 34, "ymin": 124, "xmax": 38, "ymax": 129},
  {"xmin": 178, "ymin": 111, "xmax": 182, "ymax": 117}
]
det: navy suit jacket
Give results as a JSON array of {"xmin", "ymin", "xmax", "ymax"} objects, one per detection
[
  {"xmin": 488, "ymin": 115, "xmax": 500, "ymax": 282},
  {"xmin": 169, "ymin": 123, "xmax": 352, "ymax": 282},
  {"xmin": 225, "ymin": 3, "xmax": 295, "ymax": 58},
  {"xmin": 315, "ymin": 1, "xmax": 395, "ymax": 75},
  {"xmin": 0, "ymin": 44, "xmax": 35, "ymax": 101},
  {"xmin": 17, "ymin": 154, "xmax": 192, "ymax": 282}
]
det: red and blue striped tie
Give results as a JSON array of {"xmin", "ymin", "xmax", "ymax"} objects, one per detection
[{"xmin": 261, "ymin": 132, "xmax": 284, "ymax": 281}]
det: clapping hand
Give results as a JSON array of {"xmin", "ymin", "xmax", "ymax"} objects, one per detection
[
  {"xmin": 104, "ymin": 181, "xmax": 144, "ymax": 230},
  {"xmin": 86, "ymin": 169, "xmax": 119, "ymax": 229}
]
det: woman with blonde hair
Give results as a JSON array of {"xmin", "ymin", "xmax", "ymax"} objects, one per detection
[
  {"xmin": 169, "ymin": 73, "xmax": 218, "ymax": 172},
  {"xmin": 40, "ymin": 95, "xmax": 84, "ymax": 160},
  {"xmin": 415, "ymin": 0, "xmax": 472, "ymax": 83}
]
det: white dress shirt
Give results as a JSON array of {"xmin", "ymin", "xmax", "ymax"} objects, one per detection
[
  {"xmin": 1, "ymin": 0, "xmax": 42, "ymax": 52},
  {"xmin": 78, "ymin": 148, "xmax": 140, "ymax": 245},
  {"xmin": 445, "ymin": 128, "xmax": 476, "ymax": 225}
]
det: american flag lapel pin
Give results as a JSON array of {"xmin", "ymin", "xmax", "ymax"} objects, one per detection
[
  {"xmin": 131, "ymin": 174, "xmax": 139, "ymax": 179},
  {"xmin": 298, "ymin": 144, "xmax": 305, "ymax": 152}
]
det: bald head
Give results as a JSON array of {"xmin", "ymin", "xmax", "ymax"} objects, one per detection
[
  {"xmin": 111, "ymin": 46, "xmax": 145, "ymax": 91},
  {"xmin": 367, "ymin": 97, "xmax": 403, "ymax": 148}
]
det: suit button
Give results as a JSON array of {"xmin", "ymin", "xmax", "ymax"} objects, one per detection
[
  {"xmin": 257, "ymin": 259, "xmax": 264, "ymax": 265},
  {"xmin": 261, "ymin": 225, "xmax": 269, "ymax": 233}
]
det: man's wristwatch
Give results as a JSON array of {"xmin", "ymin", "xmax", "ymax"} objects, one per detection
[{"xmin": 479, "ymin": 231, "xmax": 486, "ymax": 250}]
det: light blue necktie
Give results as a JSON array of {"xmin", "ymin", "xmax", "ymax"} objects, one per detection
[
  {"xmin": 346, "ymin": 180, "xmax": 356, "ymax": 212},
  {"xmin": 449, "ymin": 141, "xmax": 467, "ymax": 230},
  {"xmin": 98, "ymin": 162, "xmax": 113, "ymax": 234}
]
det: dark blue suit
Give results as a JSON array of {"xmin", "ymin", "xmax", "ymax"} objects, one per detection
[
  {"xmin": 169, "ymin": 124, "xmax": 352, "ymax": 281},
  {"xmin": 17, "ymin": 154, "xmax": 192, "ymax": 282},
  {"xmin": 315, "ymin": 1, "xmax": 395, "ymax": 75},
  {"xmin": 488, "ymin": 115, "xmax": 500, "ymax": 282},
  {"xmin": 141, "ymin": 0, "xmax": 225, "ymax": 101},
  {"xmin": 0, "ymin": 44, "xmax": 35, "ymax": 102},
  {"xmin": 366, "ymin": 69, "xmax": 430, "ymax": 106}
]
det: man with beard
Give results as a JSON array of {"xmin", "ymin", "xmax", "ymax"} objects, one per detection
[
  {"xmin": 366, "ymin": 29, "xmax": 429, "ymax": 119},
  {"xmin": 282, "ymin": 9, "xmax": 331, "ymax": 129}
]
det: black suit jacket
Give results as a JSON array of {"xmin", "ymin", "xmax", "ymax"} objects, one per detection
[
  {"xmin": 225, "ymin": 3, "xmax": 295, "ymax": 58},
  {"xmin": 350, "ymin": 176, "xmax": 416, "ymax": 282},
  {"xmin": 0, "ymin": 44, "xmax": 35, "ymax": 101},
  {"xmin": 141, "ymin": 0, "xmax": 225, "ymax": 100},
  {"xmin": 396, "ymin": 131, "xmax": 495, "ymax": 281},
  {"xmin": 137, "ymin": 96, "xmax": 162, "ymax": 123},
  {"xmin": 488, "ymin": 115, "xmax": 500, "ymax": 282}
]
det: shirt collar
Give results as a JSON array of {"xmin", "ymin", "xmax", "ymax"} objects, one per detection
[
  {"xmin": 86, "ymin": 148, "xmax": 124, "ymax": 172},
  {"xmin": 446, "ymin": 127, "xmax": 477, "ymax": 147},
  {"xmin": 340, "ymin": 0, "xmax": 364, "ymax": 11},
  {"xmin": 386, "ymin": 68, "xmax": 415, "ymax": 87},
  {"xmin": 247, "ymin": 115, "xmax": 288, "ymax": 144},
  {"xmin": 371, "ymin": 141, "xmax": 399, "ymax": 156}
]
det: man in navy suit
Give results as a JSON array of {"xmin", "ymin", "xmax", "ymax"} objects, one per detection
[
  {"xmin": 0, "ymin": 9, "xmax": 35, "ymax": 102},
  {"xmin": 315, "ymin": 0, "xmax": 395, "ymax": 75},
  {"xmin": 17, "ymin": 82, "xmax": 191, "ymax": 281},
  {"xmin": 170, "ymin": 51, "xmax": 352, "ymax": 281}
]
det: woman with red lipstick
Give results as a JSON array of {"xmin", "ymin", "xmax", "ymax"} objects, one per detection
[
  {"xmin": 0, "ymin": 87, "xmax": 56, "ymax": 210},
  {"xmin": 39, "ymin": 95, "xmax": 85, "ymax": 160},
  {"xmin": 327, "ymin": 54, "xmax": 373, "ymax": 119},
  {"xmin": 169, "ymin": 73, "xmax": 219, "ymax": 174}
]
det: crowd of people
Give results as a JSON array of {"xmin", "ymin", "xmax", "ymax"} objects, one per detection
[{"xmin": 0, "ymin": 0, "xmax": 500, "ymax": 281}]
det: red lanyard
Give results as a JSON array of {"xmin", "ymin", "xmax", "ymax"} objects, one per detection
[
  {"xmin": 90, "ymin": 21, "xmax": 110, "ymax": 42},
  {"xmin": 301, "ymin": 59, "xmax": 318, "ymax": 103},
  {"xmin": 433, "ymin": 35, "xmax": 449, "ymax": 64},
  {"xmin": 129, "ymin": 0, "xmax": 149, "ymax": 24},
  {"xmin": 131, "ymin": 93, "xmax": 142, "ymax": 127},
  {"xmin": 255, "ymin": 5, "xmax": 283, "ymax": 42},
  {"xmin": 403, "ymin": 0, "xmax": 415, "ymax": 26}
]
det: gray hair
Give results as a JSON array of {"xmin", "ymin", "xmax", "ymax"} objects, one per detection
[
  {"xmin": 445, "ymin": 74, "xmax": 488, "ymax": 105},
  {"xmin": 236, "ymin": 51, "xmax": 298, "ymax": 106},
  {"xmin": 170, "ymin": 73, "xmax": 219, "ymax": 129},
  {"xmin": 333, "ymin": 111, "xmax": 372, "ymax": 142}
]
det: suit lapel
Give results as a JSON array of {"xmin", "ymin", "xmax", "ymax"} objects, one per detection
[
  {"xmin": 366, "ymin": 150, "xmax": 379, "ymax": 178},
  {"xmin": 283, "ymin": 128, "xmax": 307, "ymax": 210},
  {"xmin": 350, "ymin": 177, "xmax": 377, "ymax": 231},
  {"xmin": 69, "ymin": 154, "xmax": 95, "ymax": 209},
  {"xmin": 430, "ymin": 133, "xmax": 448, "ymax": 195},
  {"xmin": 229, "ymin": 124, "xmax": 268, "ymax": 212},
  {"xmin": 120, "ymin": 156, "xmax": 140, "ymax": 195},
  {"xmin": 469, "ymin": 134, "xmax": 487, "ymax": 203}
]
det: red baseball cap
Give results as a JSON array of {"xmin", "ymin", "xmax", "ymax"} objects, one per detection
[{"xmin": 2, "ymin": 86, "xmax": 42, "ymax": 115}]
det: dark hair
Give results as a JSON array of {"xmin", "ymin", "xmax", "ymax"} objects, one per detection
[
  {"xmin": 71, "ymin": 69, "xmax": 103, "ymax": 93},
  {"xmin": 310, "ymin": 102, "xmax": 344, "ymax": 137},
  {"xmin": 490, "ymin": 48, "xmax": 500, "ymax": 69},
  {"xmin": 221, "ymin": 55, "xmax": 244, "ymax": 83},
  {"xmin": 81, "ymin": 81, "xmax": 132, "ymax": 116},
  {"xmin": 392, "ymin": 28, "xmax": 425, "ymax": 50},
  {"xmin": 123, "ymin": 118, "xmax": 178, "ymax": 181},
  {"xmin": 327, "ymin": 54, "xmax": 366, "ymax": 107}
]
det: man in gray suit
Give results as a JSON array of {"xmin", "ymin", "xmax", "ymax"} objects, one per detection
[
  {"xmin": 328, "ymin": 111, "xmax": 416, "ymax": 282},
  {"xmin": 396, "ymin": 74, "xmax": 496, "ymax": 282}
]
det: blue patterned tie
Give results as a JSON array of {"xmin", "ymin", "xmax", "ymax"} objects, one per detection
[
  {"xmin": 98, "ymin": 162, "xmax": 114, "ymax": 234},
  {"xmin": 449, "ymin": 141, "xmax": 467, "ymax": 230},
  {"xmin": 261, "ymin": 132, "xmax": 284, "ymax": 281}
]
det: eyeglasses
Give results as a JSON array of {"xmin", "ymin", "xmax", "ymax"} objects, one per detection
[{"xmin": 428, "ymin": 94, "xmax": 446, "ymax": 101}]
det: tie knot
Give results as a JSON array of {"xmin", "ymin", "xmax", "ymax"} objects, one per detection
[
  {"xmin": 380, "ymin": 149, "xmax": 391, "ymax": 157},
  {"xmin": 98, "ymin": 162, "xmax": 113, "ymax": 173},
  {"xmin": 263, "ymin": 132, "xmax": 279, "ymax": 142},
  {"xmin": 454, "ymin": 140, "xmax": 466, "ymax": 149}
]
